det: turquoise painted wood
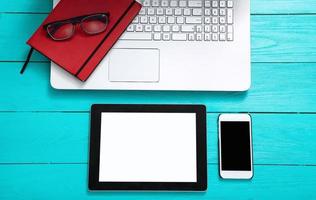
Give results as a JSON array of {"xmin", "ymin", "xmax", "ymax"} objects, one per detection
[
  {"xmin": 1, "ymin": 113, "xmax": 316, "ymax": 165},
  {"xmin": 0, "ymin": 164, "xmax": 315, "ymax": 199},
  {"xmin": 2, "ymin": 14, "xmax": 316, "ymax": 62},
  {"xmin": 0, "ymin": 62, "xmax": 316, "ymax": 112},
  {"xmin": 2, "ymin": 0, "xmax": 316, "ymax": 14},
  {"xmin": 1, "ymin": 0, "xmax": 316, "ymax": 199}
]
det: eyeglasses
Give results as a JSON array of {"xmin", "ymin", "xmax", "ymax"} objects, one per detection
[
  {"xmin": 46, "ymin": 13, "xmax": 109, "ymax": 41},
  {"xmin": 20, "ymin": 13, "xmax": 109, "ymax": 74}
]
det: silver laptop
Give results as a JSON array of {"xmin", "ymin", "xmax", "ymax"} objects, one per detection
[{"xmin": 51, "ymin": 0, "xmax": 250, "ymax": 91}]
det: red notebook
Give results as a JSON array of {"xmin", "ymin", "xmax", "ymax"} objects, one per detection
[{"xmin": 26, "ymin": 0, "xmax": 141, "ymax": 81}]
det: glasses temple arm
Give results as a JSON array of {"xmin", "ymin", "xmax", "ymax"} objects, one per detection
[{"xmin": 20, "ymin": 47, "xmax": 34, "ymax": 74}]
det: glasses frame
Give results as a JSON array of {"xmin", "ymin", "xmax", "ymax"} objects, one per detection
[{"xmin": 45, "ymin": 13, "xmax": 109, "ymax": 41}]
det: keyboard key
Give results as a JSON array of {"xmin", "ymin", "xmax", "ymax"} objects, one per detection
[
  {"xmin": 143, "ymin": 0, "xmax": 150, "ymax": 7},
  {"xmin": 186, "ymin": 17, "xmax": 202, "ymax": 24},
  {"xmin": 153, "ymin": 33, "xmax": 161, "ymax": 40},
  {"xmin": 196, "ymin": 33, "xmax": 202, "ymax": 41},
  {"xmin": 205, "ymin": 34, "xmax": 211, "ymax": 41},
  {"xmin": 144, "ymin": 25, "xmax": 152, "ymax": 32},
  {"xmin": 172, "ymin": 25, "xmax": 180, "ymax": 32},
  {"xmin": 140, "ymin": 16, "xmax": 148, "ymax": 23},
  {"xmin": 196, "ymin": 25, "xmax": 202, "ymax": 32},
  {"xmin": 219, "ymin": 25, "xmax": 225, "ymax": 32},
  {"xmin": 152, "ymin": 0, "xmax": 159, "ymax": 7},
  {"xmin": 184, "ymin": 8, "xmax": 191, "ymax": 16},
  {"xmin": 188, "ymin": 33, "xmax": 195, "ymax": 41},
  {"xmin": 175, "ymin": 8, "xmax": 182, "ymax": 16},
  {"xmin": 205, "ymin": 1, "xmax": 211, "ymax": 7},
  {"xmin": 172, "ymin": 33, "xmax": 187, "ymax": 41},
  {"xmin": 127, "ymin": 25, "xmax": 134, "ymax": 32},
  {"xmin": 181, "ymin": 25, "xmax": 195, "ymax": 32},
  {"xmin": 161, "ymin": 0, "xmax": 169, "ymax": 7},
  {"xmin": 157, "ymin": 8, "xmax": 164, "ymax": 15},
  {"xmin": 167, "ymin": 16, "xmax": 175, "ymax": 24},
  {"xmin": 188, "ymin": 0, "xmax": 202, "ymax": 7},
  {"xmin": 135, "ymin": 24, "xmax": 143, "ymax": 31},
  {"xmin": 154, "ymin": 25, "xmax": 162, "ymax": 32},
  {"xmin": 227, "ymin": 33, "xmax": 233, "ymax": 41},
  {"xmin": 219, "ymin": 17, "xmax": 226, "ymax": 24},
  {"xmin": 212, "ymin": 17, "xmax": 218, "ymax": 24},
  {"xmin": 212, "ymin": 9, "xmax": 218, "ymax": 16},
  {"xmin": 158, "ymin": 16, "xmax": 166, "ymax": 24},
  {"xmin": 170, "ymin": 0, "xmax": 178, "ymax": 7},
  {"xmin": 219, "ymin": 33, "xmax": 226, "ymax": 41},
  {"xmin": 212, "ymin": 1, "xmax": 218, "ymax": 8},
  {"xmin": 133, "ymin": 17, "xmax": 139, "ymax": 23},
  {"xmin": 121, "ymin": 32, "xmax": 152, "ymax": 40},
  {"xmin": 166, "ymin": 8, "xmax": 173, "ymax": 15},
  {"xmin": 139, "ymin": 7, "xmax": 146, "ymax": 15},
  {"xmin": 205, "ymin": 9, "xmax": 211, "ymax": 16},
  {"xmin": 179, "ymin": 0, "xmax": 187, "ymax": 7},
  {"xmin": 227, "ymin": 0, "xmax": 233, "ymax": 8},
  {"xmin": 147, "ymin": 8, "xmax": 155, "ymax": 15},
  {"xmin": 163, "ymin": 33, "xmax": 170, "ymax": 40},
  {"xmin": 192, "ymin": 9, "xmax": 202, "ymax": 16},
  {"xmin": 205, "ymin": 17, "xmax": 211, "ymax": 24},
  {"xmin": 212, "ymin": 25, "xmax": 218, "ymax": 32},
  {"xmin": 205, "ymin": 25, "xmax": 211, "ymax": 33},
  {"xmin": 227, "ymin": 9, "xmax": 233, "ymax": 24},
  {"xmin": 149, "ymin": 16, "xmax": 157, "ymax": 23},
  {"xmin": 212, "ymin": 33, "xmax": 218, "ymax": 41},
  {"xmin": 163, "ymin": 25, "xmax": 170, "ymax": 32},
  {"xmin": 177, "ymin": 16, "xmax": 185, "ymax": 24},
  {"xmin": 219, "ymin": 9, "xmax": 226, "ymax": 16},
  {"xmin": 219, "ymin": 1, "xmax": 226, "ymax": 8},
  {"xmin": 227, "ymin": 25, "xmax": 233, "ymax": 33}
]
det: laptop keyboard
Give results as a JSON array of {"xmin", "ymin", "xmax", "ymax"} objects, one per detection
[{"xmin": 121, "ymin": 0, "xmax": 234, "ymax": 41}]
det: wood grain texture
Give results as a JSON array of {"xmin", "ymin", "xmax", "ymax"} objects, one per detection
[
  {"xmin": 0, "ymin": 164, "xmax": 315, "ymax": 200},
  {"xmin": 1, "ymin": 14, "xmax": 316, "ymax": 62},
  {"xmin": 0, "ymin": 62, "xmax": 315, "ymax": 112},
  {"xmin": 1, "ymin": 113, "xmax": 316, "ymax": 165},
  {"xmin": 0, "ymin": 0, "xmax": 52, "ymax": 13},
  {"xmin": 1, "ymin": 0, "xmax": 316, "ymax": 14}
]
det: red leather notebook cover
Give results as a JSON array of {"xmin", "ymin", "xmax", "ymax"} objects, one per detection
[{"xmin": 27, "ymin": 0, "xmax": 141, "ymax": 81}]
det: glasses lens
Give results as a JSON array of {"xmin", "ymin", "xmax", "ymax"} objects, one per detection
[
  {"xmin": 81, "ymin": 14, "xmax": 108, "ymax": 35},
  {"xmin": 47, "ymin": 22, "xmax": 74, "ymax": 40}
]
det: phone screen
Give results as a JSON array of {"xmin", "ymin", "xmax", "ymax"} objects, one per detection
[{"xmin": 220, "ymin": 121, "xmax": 251, "ymax": 171}]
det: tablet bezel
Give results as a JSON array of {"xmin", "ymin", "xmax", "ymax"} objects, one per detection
[{"xmin": 89, "ymin": 104, "xmax": 207, "ymax": 191}]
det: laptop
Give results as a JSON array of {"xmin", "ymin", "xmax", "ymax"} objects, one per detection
[{"xmin": 51, "ymin": 0, "xmax": 250, "ymax": 91}]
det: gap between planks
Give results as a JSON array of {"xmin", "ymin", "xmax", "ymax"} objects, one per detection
[
  {"xmin": 2, "ymin": 12, "xmax": 316, "ymax": 15},
  {"xmin": 1, "ymin": 61, "xmax": 316, "ymax": 64},
  {"xmin": 1, "ymin": 111, "xmax": 316, "ymax": 115},
  {"xmin": 0, "ymin": 162, "xmax": 316, "ymax": 167}
]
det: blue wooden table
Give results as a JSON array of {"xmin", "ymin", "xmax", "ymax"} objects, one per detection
[{"xmin": 1, "ymin": 0, "xmax": 316, "ymax": 199}]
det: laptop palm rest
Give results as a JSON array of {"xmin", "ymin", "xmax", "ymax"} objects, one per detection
[{"xmin": 108, "ymin": 48, "xmax": 160, "ymax": 83}]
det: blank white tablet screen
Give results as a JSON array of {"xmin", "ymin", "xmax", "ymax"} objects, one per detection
[{"xmin": 99, "ymin": 112, "xmax": 197, "ymax": 182}]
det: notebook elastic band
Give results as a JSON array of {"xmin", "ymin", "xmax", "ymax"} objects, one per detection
[{"xmin": 20, "ymin": 48, "xmax": 34, "ymax": 74}]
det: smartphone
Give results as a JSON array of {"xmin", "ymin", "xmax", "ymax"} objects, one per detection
[{"xmin": 218, "ymin": 114, "xmax": 253, "ymax": 179}]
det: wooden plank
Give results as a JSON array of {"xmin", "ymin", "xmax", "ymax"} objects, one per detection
[
  {"xmin": 0, "ymin": 0, "xmax": 52, "ymax": 13},
  {"xmin": 1, "ymin": 14, "xmax": 316, "ymax": 62},
  {"xmin": 1, "ymin": 62, "xmax": 315, "ymax": 112},
  {"xmin": 1, "ymin": 113, "xmax": 316, "ymax": 165},
  {"xmin": 1, "ymin": 0, "xmax": 316, "ymax": 14},
  {"xmin": 0, "ymin": 164, "xmax": 315, "ymax": 199},
  {"xmin": 251, "ymin": 0, "xmax": 316, "ymax": 14}
]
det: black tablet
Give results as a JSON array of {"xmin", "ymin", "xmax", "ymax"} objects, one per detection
[{"xmin": 89, "ymin": 104, "xmax": 207, "ymax": 191}]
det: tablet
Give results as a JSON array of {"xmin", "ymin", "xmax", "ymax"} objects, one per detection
[{"xmin": 89, "ymin": 104, "xmax": 207, "ymax": 191}]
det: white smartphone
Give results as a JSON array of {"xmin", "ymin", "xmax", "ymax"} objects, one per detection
[{"xmin": 218, "ymin": 114, "xmax": 253, "ymax": 179}]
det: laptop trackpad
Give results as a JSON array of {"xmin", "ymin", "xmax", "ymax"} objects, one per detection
[{"xmin": 108, "ymin": 48, "xmax": 160, "ymax": 82}]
